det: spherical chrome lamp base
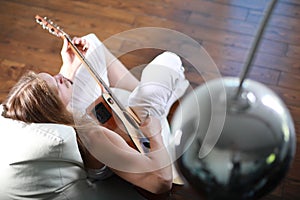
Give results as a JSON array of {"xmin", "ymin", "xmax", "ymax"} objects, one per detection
[{"xmin": 172, "ymin": 77, "xmax": 296, "ymax": 199}]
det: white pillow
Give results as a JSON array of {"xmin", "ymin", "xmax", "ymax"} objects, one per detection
[{"xmin": 0, "ymin": 105, "xmax": 86, "ymax": 199}]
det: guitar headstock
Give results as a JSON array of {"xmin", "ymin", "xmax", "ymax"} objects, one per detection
[{"xmin": 35, "ymin": 15, "xmax": 67, "ymax": 38}]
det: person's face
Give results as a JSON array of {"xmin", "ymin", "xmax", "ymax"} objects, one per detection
[{"xmin": 38, "ymin": 73, "xmax": 73, "ymax": 106}]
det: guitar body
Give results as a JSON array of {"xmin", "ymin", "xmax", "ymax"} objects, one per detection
[{"xmin": 86, "ymin": 94, "xmax": 137, "ymax": 150}]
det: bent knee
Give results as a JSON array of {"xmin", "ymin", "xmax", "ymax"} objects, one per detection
[{"xmin": 151, "ymin": 51, "xmax": 182, "ymax": 69}]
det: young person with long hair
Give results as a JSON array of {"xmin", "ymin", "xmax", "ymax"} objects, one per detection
[{"xmin": 0, "ymin": 34, "xmax": 189, "ymax": 199}]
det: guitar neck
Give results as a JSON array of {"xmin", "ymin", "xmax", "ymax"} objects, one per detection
[{"xmin": 63, "ymin": 34, "xmax": 129, "ymax": 114}]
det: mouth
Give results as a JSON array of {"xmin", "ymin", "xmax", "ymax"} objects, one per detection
[{"xmin": 56, "ymin": 74, "xmax": 73, "ymax": 88}]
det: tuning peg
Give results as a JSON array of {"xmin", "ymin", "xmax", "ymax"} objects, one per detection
[
  {"xmin": 35, "ymin": 15, "xmax": 62, "ymax": 37},
  {"xmin": 35, "ymin": 18, "xmax": 42, "ymax": 25},
  {"xmin": 49, "ymin": 28, "xmax": 57, "ymax": 36},
  {"xmin": 42, "ymin": 24, "xmax": 47, "ymax": 30}
]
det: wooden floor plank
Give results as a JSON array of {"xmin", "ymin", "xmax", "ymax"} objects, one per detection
[
  {"xmin": 287, "ymin": 44, "xmax": 300, "ymax": 58},
  {"xmin": 219, "ymin": 0, "xmax": 270, "ymax": 10},
  {"xmin": 254, "ymin": 52, "xmax": 300, "ymax": 75},
  {"xmin": 283, "ymin": 179, "xmax": 300, "ymax": 200},
  {"xmin": 274, "ymin": 2, "xmax": 300, "ymax": 18},
  {"xmin": 270, "ymin": 85, "xmax": 300, "ymax": 107},
  {"xmin": 279, "ymin": 72, "xmax": 300, "ymax": 91}
]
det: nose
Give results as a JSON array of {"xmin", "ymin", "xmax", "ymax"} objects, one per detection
[
  {"xmin": 54, "ymin": 74, "xmax": 73, "ymax": 85},
  {"xmin": 54, "ymin": 74, "xmax": 64, "ymax": 84}
]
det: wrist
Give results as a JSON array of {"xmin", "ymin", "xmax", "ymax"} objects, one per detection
[{"xmin": 59, "ymin": 64, "xmax": 78, "ymax": 81}]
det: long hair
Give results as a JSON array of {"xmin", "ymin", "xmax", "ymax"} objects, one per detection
[
  {"xmin": 2, "ymin": 71, "xmax": 98, "ymax": 167},
  {"xmin": 2, "ymin": 71, "xmax": 74, "ymax": 125}
]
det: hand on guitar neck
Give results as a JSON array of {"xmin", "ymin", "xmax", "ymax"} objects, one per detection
[{"xmin": 59, "ymin": 37, "xmax": 89, "ymax": 81}]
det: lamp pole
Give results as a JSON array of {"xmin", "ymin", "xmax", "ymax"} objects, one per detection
[{"xmin": 235, "ymin": 0, "xmax": 278, "ymax": 99}]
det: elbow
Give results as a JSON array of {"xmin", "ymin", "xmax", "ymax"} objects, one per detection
[
  {"xmin": 156, "ymin": 177, "xmax": 173, "ymax": 194},
  {"xmin": 148, "ymin": 173, "xmax": 173, "ymax": 194}
]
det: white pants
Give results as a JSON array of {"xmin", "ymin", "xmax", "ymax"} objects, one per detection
[
  {"xmin": 128, "ymin": 51, "xmax": 189, "ymax": 122},
  {"xmin": 108, "ymin": 51, "xmax": 189, "ymax": 148}
]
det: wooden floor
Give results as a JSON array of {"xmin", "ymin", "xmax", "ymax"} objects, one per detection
[{"xmin": 1, "ymin": 0, "xmax": 300, "ymax": 199}]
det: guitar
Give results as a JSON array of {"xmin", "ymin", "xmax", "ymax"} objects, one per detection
[{"xmin": 35, "ymin": 15, "xmax": 150, "ymax": 153}]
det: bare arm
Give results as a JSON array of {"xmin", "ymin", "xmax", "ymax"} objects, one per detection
[
  {"xmin": 59, "ymin": 37, "xmax": 89, "ymax": 81},
  {"xmin": 104, "ymin": 48, "xmax": 139, "ymax": 92},
  {"xmin": 59, "ymin": 35, "xmax": 139, "ymax": 91},
  {"xmin": 77, "ymin": 117, "xmax": 173, "ymax": 194}
]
